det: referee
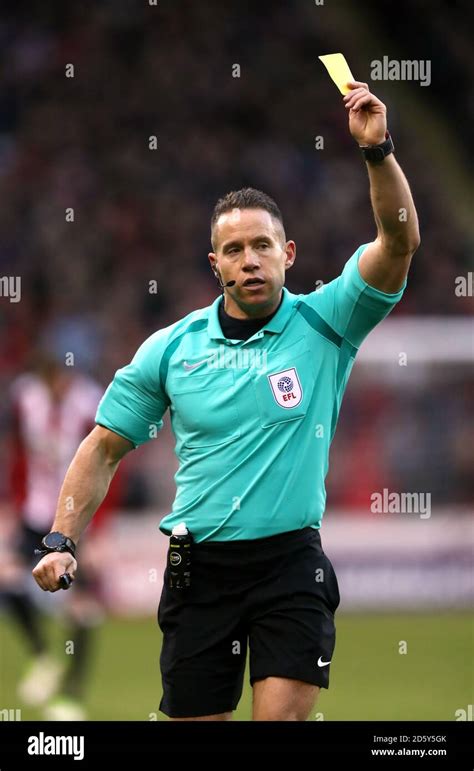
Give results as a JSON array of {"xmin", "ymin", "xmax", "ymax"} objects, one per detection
[{"xmin": 33, "ymin": 82, "xmax": 420, "ymax": 720}]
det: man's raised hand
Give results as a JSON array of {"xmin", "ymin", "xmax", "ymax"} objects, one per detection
[{"xmin": 343, "ymin": 81, "xmax": 387, "ymax": 146}]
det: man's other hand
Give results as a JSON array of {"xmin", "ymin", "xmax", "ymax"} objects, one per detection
[{"xmin": 33, "ymin": 552, "xmax": 77, "ymax": 592}]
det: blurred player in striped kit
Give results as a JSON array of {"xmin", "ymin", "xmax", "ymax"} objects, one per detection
[{"xmin": 0, "ymin": 351, "xmax": 121, "ymax": 720}]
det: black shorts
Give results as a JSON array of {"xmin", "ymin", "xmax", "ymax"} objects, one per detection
[
  {"xmin": 16, "ymin": 523, "xmax": 48, "ymax": 565},
  {"xmin": 157, "ymin": 526, "xmax": 340, "ymax": 718}
]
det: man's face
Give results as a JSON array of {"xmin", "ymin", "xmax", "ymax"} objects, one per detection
[{"xmin": 208, "ymin": 208, "xmax": 296, "ymax": 318}]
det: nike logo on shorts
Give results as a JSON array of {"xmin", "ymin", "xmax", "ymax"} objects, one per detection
[{"xmin": 317, "ymin": 656, "xmax": 331, "ymax": 667}]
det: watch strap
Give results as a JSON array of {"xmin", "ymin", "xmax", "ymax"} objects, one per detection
[{"xmin": 360, "ymin": 131, "xmax": 395, "ymax": 163}]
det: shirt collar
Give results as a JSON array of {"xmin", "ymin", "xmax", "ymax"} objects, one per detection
[{"xmin": 207, "ymin": 287, "xmax": 294, "ymax": 341}]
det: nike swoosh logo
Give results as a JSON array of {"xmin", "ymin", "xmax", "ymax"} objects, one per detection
[
  {"xmin": 183, "ymin": 358, "xmax": 211, "ymax": 371},
  {"xmin": 317, "ymin": 656, "xmax": 331, "ymax": 667}
]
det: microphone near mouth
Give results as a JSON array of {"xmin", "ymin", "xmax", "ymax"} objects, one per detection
[{"xmin": 214, "ymin": 270, "xmax": 236, "ymax": 289}]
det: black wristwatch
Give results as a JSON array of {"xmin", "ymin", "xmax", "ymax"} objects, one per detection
[
  {"xmin": 35, "ymin": 531, "xmax": 77, "ymax": 559},
  {"xmin": 360, "ymin": 131, "xmax": 395, "ymax": 163}
]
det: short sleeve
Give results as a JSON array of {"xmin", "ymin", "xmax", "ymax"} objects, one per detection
[
  {"xmin": 304, "ymin": 243, "xmax": 406, "ymax": 348},
  {"xmin": 95, "ymin": 332, "xmax": 170, "ymax": 448}
]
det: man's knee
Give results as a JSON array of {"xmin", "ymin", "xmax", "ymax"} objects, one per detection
[{"xmin": 252, "ymin": 677, "xmax": 320, "ymax": 721}]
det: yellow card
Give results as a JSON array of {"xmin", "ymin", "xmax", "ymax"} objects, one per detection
[{"xmin": 318, "ymin": 53, "xmax": 355, "ymax": 94}]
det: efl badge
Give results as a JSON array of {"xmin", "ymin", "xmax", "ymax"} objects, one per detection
[{"xmin": 268, "ymin": 367, "xmax": 303, "ymax": 409}]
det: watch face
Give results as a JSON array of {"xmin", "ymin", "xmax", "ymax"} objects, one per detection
[{"xmin": 43, "ymin": 532, "xmax": 66, "ymax": 549}]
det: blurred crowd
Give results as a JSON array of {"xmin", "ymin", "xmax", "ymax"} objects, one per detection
[{"xmin": 0, "ymin": 0, "xmax": 472, "ymax": 509}]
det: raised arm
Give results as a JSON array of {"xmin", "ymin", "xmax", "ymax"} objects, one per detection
[
  {"xmin": 32, "ymin": 425, "xmax": 133, "ymax": 592},
  {"xmin": 343, "ymin": 80, "xmax": 421, "ymax": 293}
]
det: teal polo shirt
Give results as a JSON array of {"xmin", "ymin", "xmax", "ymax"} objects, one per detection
[{"xmin": 96, "ymin": 244, "xmax": 405, "ymax": 542}]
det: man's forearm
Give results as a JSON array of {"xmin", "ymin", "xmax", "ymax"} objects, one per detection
[
  {"xmin": 366, "ymin": 154, "xmax": 420, "ymax": 255},
  {"xmin": 50, "ymin": 432, "xmax": 121, "ymax": 543}
]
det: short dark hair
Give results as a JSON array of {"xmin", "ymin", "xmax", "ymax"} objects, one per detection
[{"xmin": 210, "ymin": 187, "xmax": 285, "ymax": 249}]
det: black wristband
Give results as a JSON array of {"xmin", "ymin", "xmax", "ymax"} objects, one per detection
[{"xmin": 360, "ymin": 131, "xmax": 395, "ymax": 163}]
